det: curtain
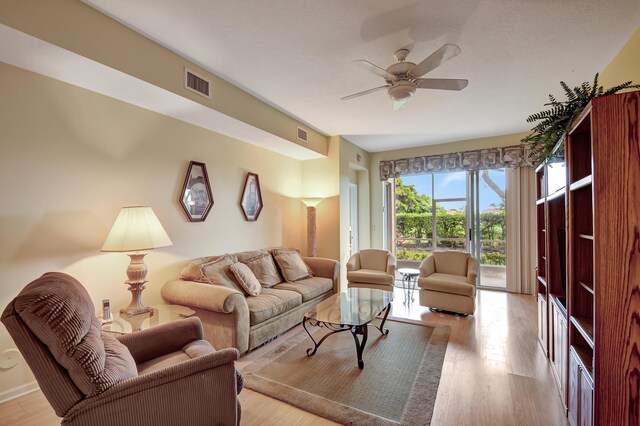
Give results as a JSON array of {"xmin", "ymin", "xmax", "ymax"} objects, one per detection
[
  {"xmin": 506, "ymin": 166, "xmax": 536, "ymax": 294},
  {"xmin": 379, "ymin": 144, "xmax": 531, "ymax": 180}
]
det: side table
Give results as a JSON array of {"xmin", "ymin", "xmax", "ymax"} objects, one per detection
[
  {"xmin": 101, "ymin": 304, "xmax": 195, "ymax": 334},
  {"xmin": 397, "ymin": 268, "xmax": 420, "ymax": 305}
]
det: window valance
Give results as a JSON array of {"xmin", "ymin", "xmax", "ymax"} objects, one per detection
[{"xmin": 379, "ymin": 144, "xmax": 531, "ymax": 180}]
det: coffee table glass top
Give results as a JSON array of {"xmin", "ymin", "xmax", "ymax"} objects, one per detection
[{"xmin": 305, "ymin": 288, "xmax": 394, "ymax": 326}]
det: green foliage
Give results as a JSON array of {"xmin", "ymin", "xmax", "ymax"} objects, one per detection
[
  {"xmin": 521, "ymin": 74, "xmax": 639, "ymax": 165},
  {"xmin": 481, "ymin": 252, "xmax": 506, "ymax": 266},
  {"xmin": 480, "ymin": 211, "xmax": 506, "ymax": 241},
  {"xmin": 395, "ymin": 178, "xmax": 432, "ymax": 214},
  {"xmin": 396, "ymin": 248, "xmax": 432, "ymax": 261},
  {"xmin": 397, "ymin": 211, "xmax": 505, "ymax": 241}
]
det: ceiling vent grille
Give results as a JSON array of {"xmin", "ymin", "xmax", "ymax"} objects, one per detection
[
  {"xmin": 184, "ymin": 67, "xmax": 211, "ymax": 98},
  {"xmin": 297, "ymin": 127, "xmax": 308, "ymax": 143}
]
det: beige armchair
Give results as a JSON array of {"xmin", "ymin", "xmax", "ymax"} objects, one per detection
[
  {"xmin": 347, "ymin": 249, "xmax": 396, "ymax": 291},
  {"xmin": 418, "ymin": 251, "xmax": 479, "ymax": 315},
  {"xmin": 2, "ymin": 272, "xmax": 242, "ymax": 426}
]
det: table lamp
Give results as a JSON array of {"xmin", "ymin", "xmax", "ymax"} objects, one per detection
[{"xmin": 101, "ymin": 206, "xmax": 173, "ymax": 316}]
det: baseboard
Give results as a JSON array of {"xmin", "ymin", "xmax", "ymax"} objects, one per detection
[{"xmin": 0, "ymin": 381, "xmax": 39, "ymax": 404}]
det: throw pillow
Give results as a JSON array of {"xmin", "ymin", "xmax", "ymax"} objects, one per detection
[
  {"xmin": 273, "ymin": 251, "xmax": 312, "ymax": 282},
  {"xmin": 200, "ymin": 254, "xmax": 246, "ymax": 294},
  {"xmin": 180, "ymin": 255, "xmax": 220, "ymax": 282},
  {"xmin": 229, "ymin": 263, "xmax": 261, "ymax": 296},
  {"xmin": 235, "ymin": 249, "xmax": 268, "ymax": 263},
  {"xmin": 271, "ymin": 247, "xmax": 315, "ymax": 277},
  {"xmin": 243, "ymin": 254, "xmax": 282, "ymax": 287}
]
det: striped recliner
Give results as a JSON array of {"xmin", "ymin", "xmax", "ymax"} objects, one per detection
[{"xmin": 2, "ymin": 272, "xmax": 242, "ymax": 425}]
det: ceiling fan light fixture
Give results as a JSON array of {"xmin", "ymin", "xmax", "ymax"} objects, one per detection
[{"xmin": 388, "ymin": 81, "xmax": 416, "ymax": 101}]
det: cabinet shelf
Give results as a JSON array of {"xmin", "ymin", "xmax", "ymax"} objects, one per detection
[
  {"xmin": 571, "ymin": 316, "xmax": 594, "ymax": 348},
  {"xmin": 570, "ymin": 175, "xmax": 592, "ymax": 191},
  {"xmin": 537, "ymin": 275, "xmax": 547, "ymax": 287},
  {"xmin": 578, "ymin": 234, "xmax": 594, "ymax": 241},
  {"xmin": 536, "ymin": 198, "xmax": 545, "ymax": 205},
  {"xmin": 579, "ymin": 280, "xmax": 594, "ymax": 295},
  {"xmin": 547, "ymin": 188, "xmax": 566, "ymax": 202},
  {"xmin": 571, "ymin": 345, "xmax": 593, "ymax": 380}
]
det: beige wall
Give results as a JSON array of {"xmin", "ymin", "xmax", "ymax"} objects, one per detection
[
  {"xmin": 301, "ymin": 138, "xmax": 341, "ymax": 260},
  {"xmin": 0, "ymin": 0, "xmax": 329, "ymax": 156},
  {"xmin": 600, "ymin": 26, "xmax": 640, "ymax": 88},
  {"xmin": 0, "ymin": 63, "xmax": 311, "ymax": 396}
]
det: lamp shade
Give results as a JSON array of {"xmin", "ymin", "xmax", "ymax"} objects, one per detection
[
  {"xmin": 101, "ymin": 206, "xmax": 173, "ymax": 252},
  {"xmin": 301, "ymin": 197, "xmax": 324, "ymax": 207}
]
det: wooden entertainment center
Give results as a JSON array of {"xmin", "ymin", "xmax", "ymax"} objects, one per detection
[{"xmin": 535, "ymin": 90, "xmax": 640, "ymax": 425}]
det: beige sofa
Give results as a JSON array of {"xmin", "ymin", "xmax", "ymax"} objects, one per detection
[
  {"xmin": 162, "ymin": 248, "xmax": 339, "ymax": 354},
  {"xmin": 346, "ymin": 249, "xmax": 396, "ymax": 291},
  {"xmin": 418, "ymin": 251, "xmax": 479, "ymax": 315}
]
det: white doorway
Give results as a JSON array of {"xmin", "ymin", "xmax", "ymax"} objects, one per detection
[{"xmin": 349, "ymin": 183, "xmax": 359, "ymax": 256}]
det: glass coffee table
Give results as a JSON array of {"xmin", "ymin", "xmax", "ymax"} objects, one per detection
[{"xmin": 302, "ymin": 288, "xmax": 394, "ymax": 369}]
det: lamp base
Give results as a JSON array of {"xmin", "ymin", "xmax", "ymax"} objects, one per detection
[
  {"xmin": 120, "ymin": 281, "xmax": 153, "ymax": 316},
  {"xmin": 307, "ymin": 206, "xmax": 316, "ymax": 257},
  {"xmin": 120, "ymin": 252, "xmax": 153, "ymax": 316}
]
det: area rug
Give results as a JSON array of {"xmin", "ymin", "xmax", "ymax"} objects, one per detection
[{"xmin": 241, "ymin": 318, "xmax": 449, "ymax": 425}]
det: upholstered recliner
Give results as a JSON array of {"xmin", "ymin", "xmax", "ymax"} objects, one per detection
[
  {"xmin": 347, "ymin": 249, "xmax": 397, "ymax": 291},
  {"xmin": 418, "ymin": 251, "xmax": 479, "ymax": 315},
  {"xmin": 2, "ymin": 272, "xmax": 242, "ymax": 426}
]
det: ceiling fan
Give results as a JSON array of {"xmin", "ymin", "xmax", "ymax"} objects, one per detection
[{"xmin": 341, "ymin": 44, "xmax": 468, "ymax": 111}]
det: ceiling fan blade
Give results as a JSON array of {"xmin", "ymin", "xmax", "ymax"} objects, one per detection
[
  {"xmin": 341, "ymin": 85, "xmax": 389, "ymax": 101},
  {"xmin": 409, "ymin": 44, "xmax": 461, "ymax": 78},
  {"xmin": 393, "ymin": 99, "xmax": 408, "ymax": 111},
  {"xmin": 416, "ymin": 78, "xmax": 469, "ymax": 91},
  {"xmin": 352, "ymin": 60, "xmax": 396, "ymax": 81}
]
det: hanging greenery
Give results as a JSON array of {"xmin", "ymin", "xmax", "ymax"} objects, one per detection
[{"xmin": 521, "ymin": 73, "xmax": 639, "ymax": 165}]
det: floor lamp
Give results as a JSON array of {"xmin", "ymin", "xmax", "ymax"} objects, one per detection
[{"xmin": 301, "ymin": 198, "xmax": 323, "ymax": 257}]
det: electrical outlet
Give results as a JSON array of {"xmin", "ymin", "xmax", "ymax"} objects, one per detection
[{"xmin": 0, "ymin": 349, "xmax": 21, "ymax": 369}]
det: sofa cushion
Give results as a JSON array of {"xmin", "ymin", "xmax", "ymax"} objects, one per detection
[
  {"xmin": 274, "ymin": 277, "xmax": 332, "ymax": 302},
  {"xmin": 180, "ymin": 255, "xmax": 222, "ymax": 282},
  {"xmin": 359, "ymin": 249, "xmax": 390, "ymax": 272},
  {"xmin": 419, "ymin": 273, "xmax": 475, "ymax": 297},
  {"xmin": 347, "ymin": 269, "xmax": 394, "ymax": 285},
  {"xmin": 12, "ymin": 272, "xmax": 137, "ymax": 397},
  {"xmin": 235, "ymin": 249, "xmax": 268, "ymax": 263},
  {"xmin": 229, "ymin": 262, "xmax": 261, "ymax": 296},
  {"xmin": 273, "ymin": 251, "xmax": 312, "ymax": 282},
  {"xmin": 201, "ymin": 254, "xmax": 245, "ymax": 294},
  {"xmin": 243, "ymin": 254, "xmax": 282, "ymax": 287},
  {"xmin": 433, "ymin": 251, "xmax": 469, "ymax": 277},
  {"xmin": 246, "ymin": 288, "xmax": 302, "ymax": 325}
]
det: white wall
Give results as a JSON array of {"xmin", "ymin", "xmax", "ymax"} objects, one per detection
[{"xmin": 0, "ymin": 63, "xmax": 309, "ymax": 396}]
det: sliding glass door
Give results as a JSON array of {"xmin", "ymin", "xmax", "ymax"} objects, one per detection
[{"xmin": 394, "ymin": 169, "xmax": 506, "ymax": 289}]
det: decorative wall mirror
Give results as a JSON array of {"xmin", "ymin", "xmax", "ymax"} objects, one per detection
[
  {"xmin": 240, "ymin": 172, "xmax": 263, "ymax": 221},
  {"xmin": 179, "ymin": 161, "xmax": 213, "ymax": 222}
]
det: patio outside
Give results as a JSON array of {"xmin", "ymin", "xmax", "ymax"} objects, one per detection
[{"xmin": 394, "ymin": 177, "xmax": 506, "ymax": 289}]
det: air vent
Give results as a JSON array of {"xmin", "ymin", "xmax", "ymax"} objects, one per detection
[
  {"xmin": 184, "ymin": 67, "xmax": 211, "ymax": 98},
  {"xmin": 297, "ymin": 127, "xmax": 308, "ymax": 143}
]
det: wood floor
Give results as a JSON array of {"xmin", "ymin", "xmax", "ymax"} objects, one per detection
[{"xmin": 0, "ymin": 288, "xmax": 568, "ymax": 426}]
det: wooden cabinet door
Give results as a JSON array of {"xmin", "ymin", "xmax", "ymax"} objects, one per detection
[
  {"xmin": 538, "ymin": 295, "xmax": 548, "ymax": 355},
  {"xmin": 579, "ymin": 369, "xmax": 594, "ymax": 426},
  {"xmin": 568, "ymin": 348, "xmax": 580, "ymax": 426},
  {"xmin": 559, "ymin": 316, "xmax": 568, "ymax": 405}
]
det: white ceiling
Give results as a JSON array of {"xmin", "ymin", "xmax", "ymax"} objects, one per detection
[{"xmin": 85, "ymin": 0, "xmax": 640, "ymax": 152}]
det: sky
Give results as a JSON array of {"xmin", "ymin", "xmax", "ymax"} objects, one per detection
[{"xmin": 400, "ymin": 169, "xmax": 505, "ymax": 212}]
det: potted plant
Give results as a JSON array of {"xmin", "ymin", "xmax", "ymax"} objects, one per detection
[{"xmin": 521, "ymin": 73, "xmax": 638, "ymax": 165}]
